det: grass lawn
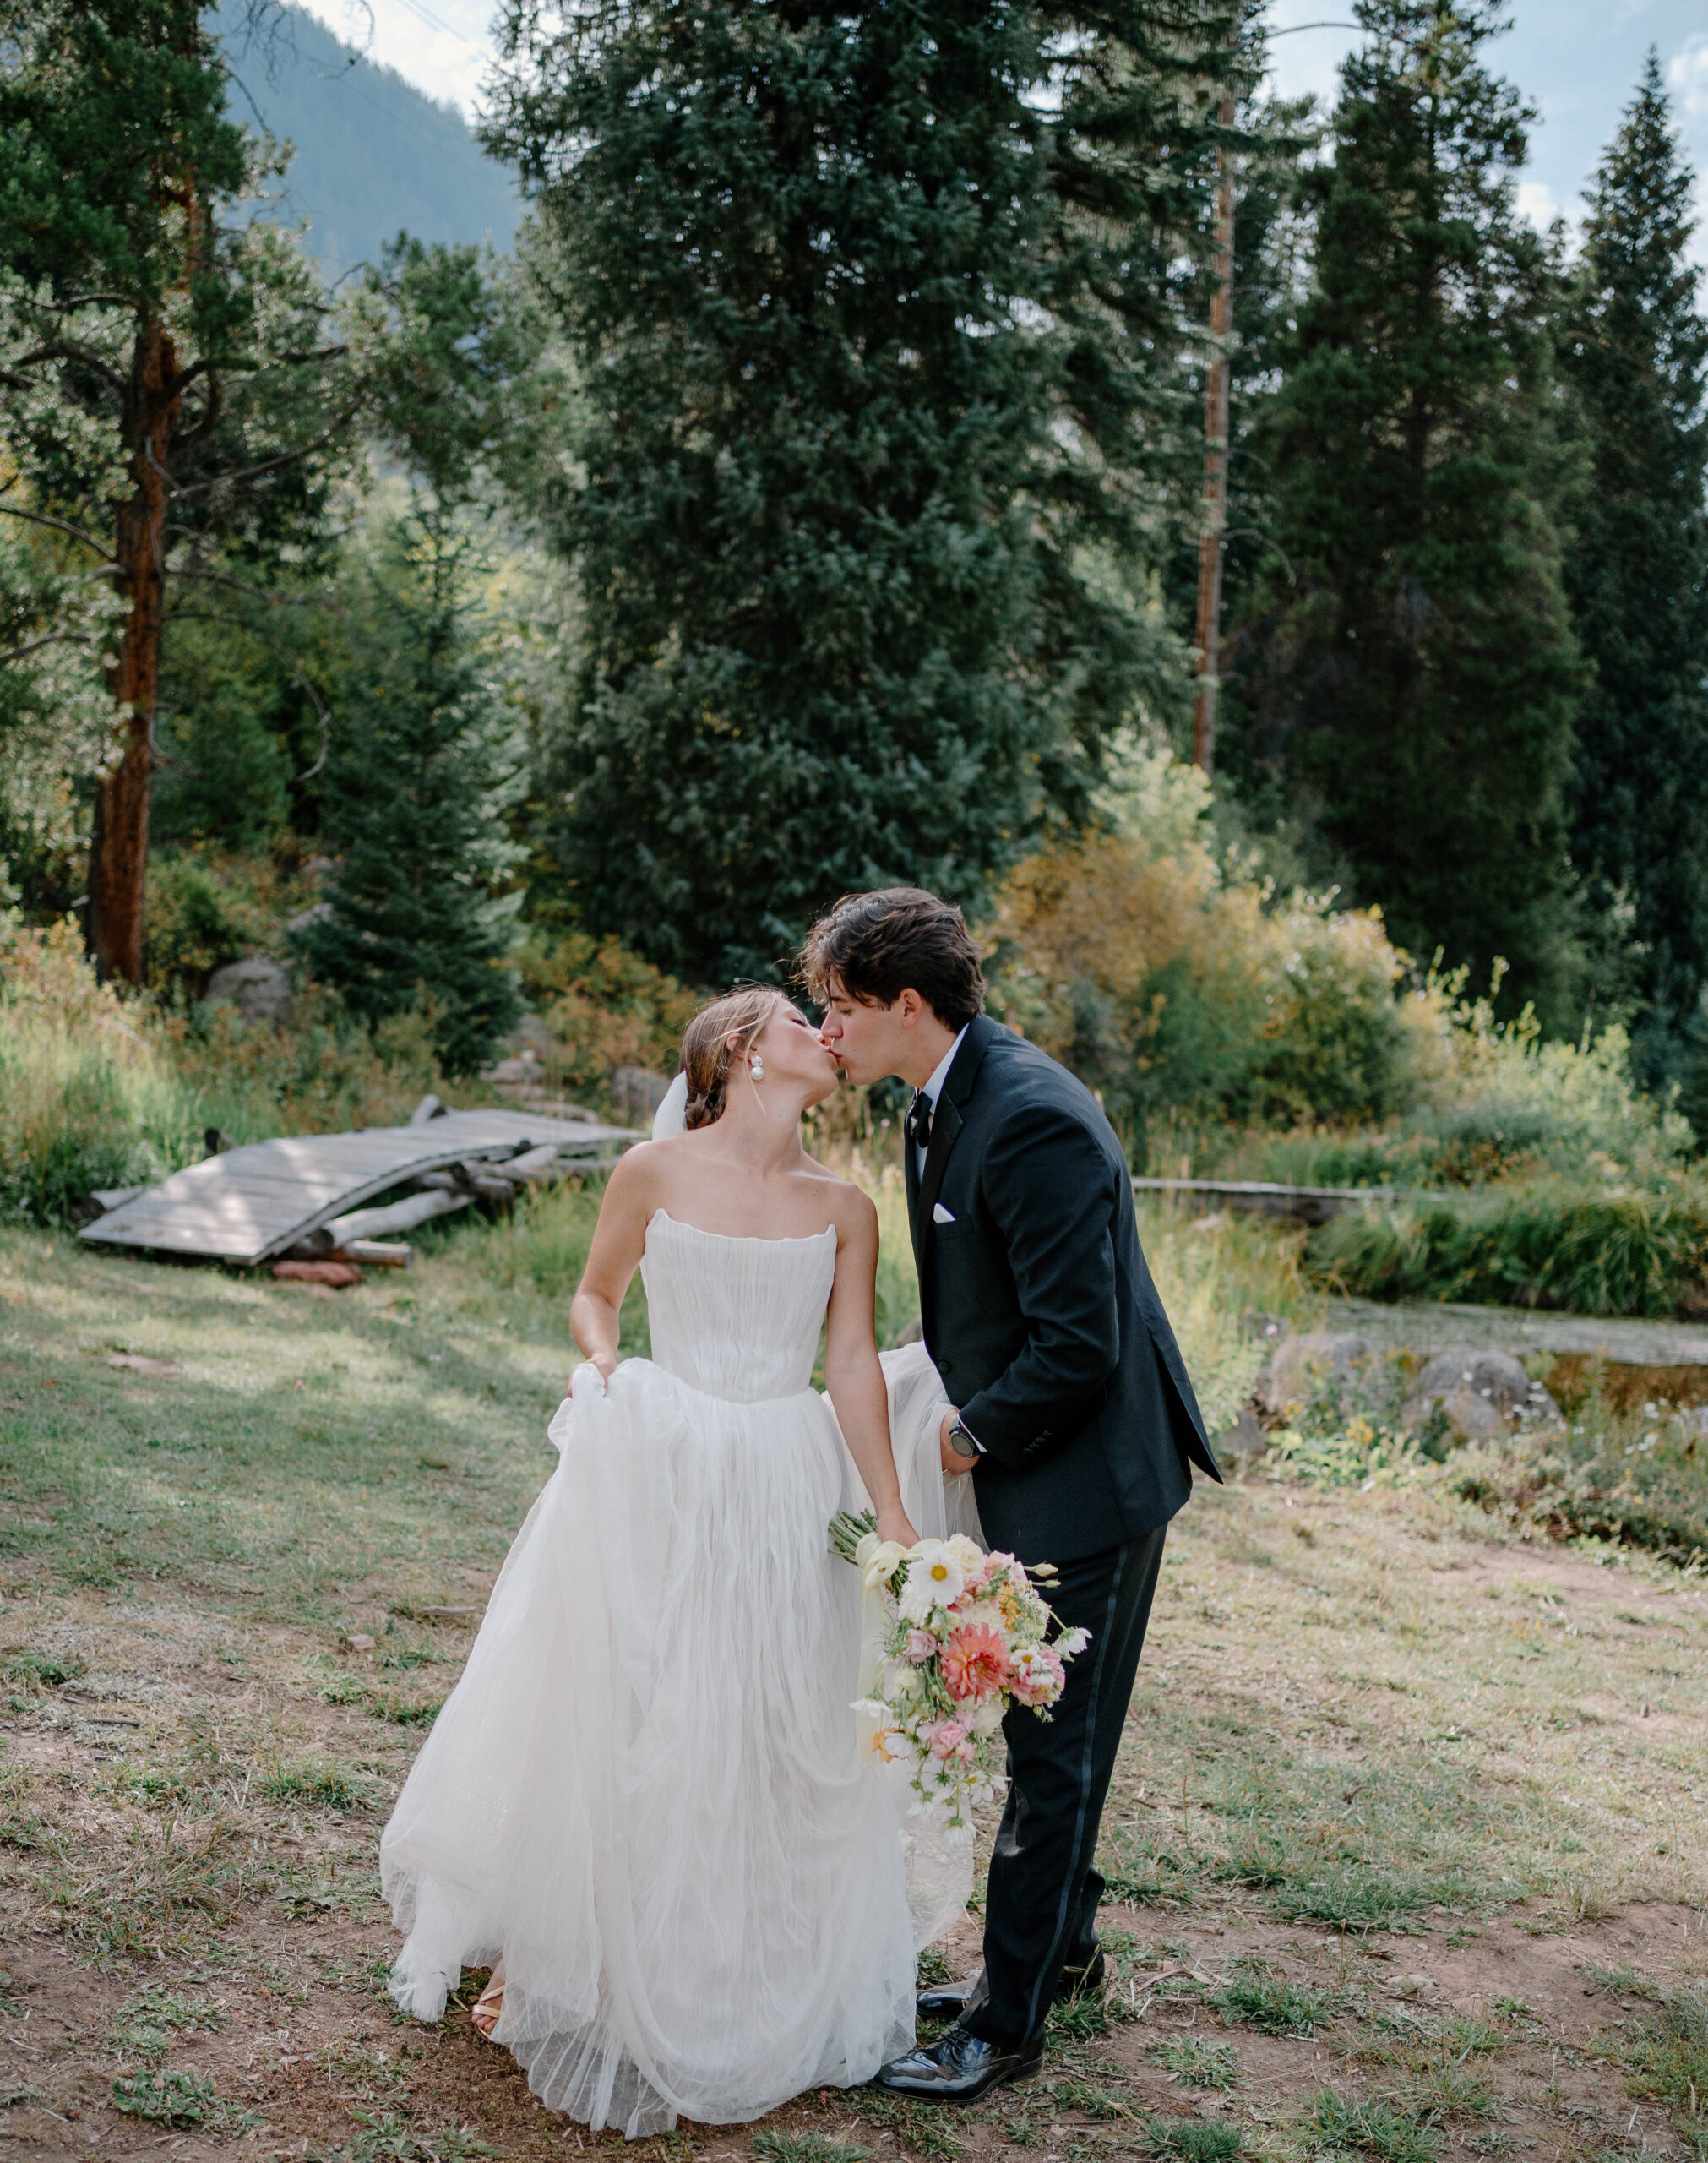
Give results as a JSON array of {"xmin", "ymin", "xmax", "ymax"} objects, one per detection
[{"xmin": 0, "ymin": 1193, "xmax": 1705, "ymax": 2163}]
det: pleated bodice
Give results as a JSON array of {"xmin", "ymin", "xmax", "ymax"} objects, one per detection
[{"xmin": 639, "ymin": 1210, "xmax": 835, "ymax": 1403}]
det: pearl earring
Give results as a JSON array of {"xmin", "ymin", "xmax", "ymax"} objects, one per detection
[{"xmin": 750, "ymin": 1056, "xmax": 764, "ymax": 1081}]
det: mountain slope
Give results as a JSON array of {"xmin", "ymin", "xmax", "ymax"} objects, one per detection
[{"xmin": 218, "ymin": 3, "xmax": 520, "ymax": 281}]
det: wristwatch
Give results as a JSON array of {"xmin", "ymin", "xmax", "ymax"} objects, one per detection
[{"xmin": 947, "ymin": 1418, "xmax": 981, "ymax": 1461}]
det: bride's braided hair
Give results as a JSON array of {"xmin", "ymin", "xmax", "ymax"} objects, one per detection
[{"xmin": 679, "ymin": 986, "xmax": 784, "ymax": 1130}]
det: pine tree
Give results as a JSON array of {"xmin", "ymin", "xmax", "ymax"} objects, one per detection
[
  {"xmin": 299, "ymin": 526, "xmax": 524, "ymax": 1075},
  {"xmin": 1557, "ymin": 52, "xmax": 1708, "ymax": 1107},
  {"xmin": 487, "ymin": 0, "xmax": 1238, "ymax": 982},
  {"xmin": 297, "ymin": 242, "xmax": 538, "ymax": 1073},
  {"xmin": 0, "ymin": 0, "xmax": 358, "ymax": 981},
  {"xmin": 1235, "ymin": 0, "xmax": 1582, "ymax": 1013}
]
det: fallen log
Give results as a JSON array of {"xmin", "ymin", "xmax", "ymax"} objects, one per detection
[
  {"xmin": 335, "ymin": 1240, "xmax": 411, "ymax": 1267},
  {"xmin": 326, "ymin": 1189, "xmax": 471, "ymax": 1244},
  {"xmin": 498, "ymin": 1142, "xmax": 567, "ymax": 1185}
]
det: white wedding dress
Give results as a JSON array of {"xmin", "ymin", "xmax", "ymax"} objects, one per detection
[{"xmin": 380, "ymin": 1208, "xmax": 980, "ymax": 2138}]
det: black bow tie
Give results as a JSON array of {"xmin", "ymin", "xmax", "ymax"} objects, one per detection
[{"xmin": 906, "ymin": 1090, "xmax": 933, "ymax": 1150}]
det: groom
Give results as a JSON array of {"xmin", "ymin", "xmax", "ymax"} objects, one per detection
[{"xmin": 805, "ymin": 887, "xmax": 1220, "ymax": 2104}]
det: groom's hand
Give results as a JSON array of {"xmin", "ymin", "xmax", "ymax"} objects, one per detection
[{"xmin": 939, "ymin": 1408, "xmax": 974, "ymax": 1478}]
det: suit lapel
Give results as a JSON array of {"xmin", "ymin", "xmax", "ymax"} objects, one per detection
[{"xmin": 915, "ymin": 1016, "xmax": 997, "ymax": 1325}]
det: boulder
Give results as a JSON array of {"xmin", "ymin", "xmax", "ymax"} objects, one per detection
[
  {"xmin": 1257, "ymin": 1331, "xmax": 1372, "ymax": 1415},
  {"xmin": 1216, "ymin": 1407, "xmax": 1271, "ymax": 1462},
  {"xmin": 612, "ymin": 1066, "xmax": 672, "ymax": 1125},
  {"xmin": 1401, "ymin": 1348, "xmax": 1561, "ymax": 1443},
  {"xmin": 207, "ymin": 955, "xmax": 293, "ymax": 1027}
]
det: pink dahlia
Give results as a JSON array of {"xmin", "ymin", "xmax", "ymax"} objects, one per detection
[{"xmin": 940, "ymin": 1623, "xmax": 1012, "ymax": 1703}]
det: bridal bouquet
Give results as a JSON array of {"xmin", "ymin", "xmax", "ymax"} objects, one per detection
[{"xmin": 829, "ymin": 1512, "xmax": 1089, "ymax": 1833}]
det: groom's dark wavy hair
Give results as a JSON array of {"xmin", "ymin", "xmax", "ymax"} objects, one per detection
[{"xmin": 798, "ymin": 888, "xmax": 986, "ymax": 1029}]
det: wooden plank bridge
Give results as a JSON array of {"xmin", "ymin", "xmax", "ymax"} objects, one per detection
[{"xmin": 79, "ymin": 1108, "xmax": 639, "ymax": 1267}]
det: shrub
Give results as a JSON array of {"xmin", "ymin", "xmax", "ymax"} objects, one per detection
[
  {"xmin": 1445, "ymin": 1410, "xmax": 1708, "ymax": 1567},
  {"xmin": 143, "ymin": 850, "xmax": 284, "ymax": 994},
  {"xmin": 987, "ymin": 746, "xmax": 1420, "ymax": 1142},
  {"xmin": 1306, "ymin": 1182, "xmax": 1708, "ymax": 1318},
  {"xmin": 517, "ymin": 927, "xmax": 699, "ymax": 1097}
]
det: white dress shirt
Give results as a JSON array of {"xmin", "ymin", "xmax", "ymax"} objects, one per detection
[{"xmin": 915, "ymin": 1025, "xmax": 968, "ymax": 1180}]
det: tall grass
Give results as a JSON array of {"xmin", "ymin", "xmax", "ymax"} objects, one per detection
[
  {"xmin": 1307, "ymin": 1182, "xmax": 1708, "ymax": 1318},
  {"xmin": 0, "ymin": 916, "xmax": 463, "ymax": 1226}
]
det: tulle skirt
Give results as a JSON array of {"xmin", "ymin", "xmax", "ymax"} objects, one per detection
[{"xmin": 380, "ymin": 1345, "xmax": 973, "ymax": 2138}]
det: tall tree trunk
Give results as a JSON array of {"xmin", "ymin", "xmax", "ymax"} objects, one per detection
[
  {"xmin": 1192, "ymin": 91, "xmax": 1236, "ymax": 776},
  {"xmin": 92, "ymin": 319, "xmax": 178, "ymax": 985}
]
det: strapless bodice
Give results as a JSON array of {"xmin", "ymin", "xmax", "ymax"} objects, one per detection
[{"xmin": 638, "ymin": 1210, "xmax": 836, "ymax": 1402}]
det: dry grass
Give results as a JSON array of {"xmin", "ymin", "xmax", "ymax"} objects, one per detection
[{"xmin": 0, "ymin": 1207, "xmax": 1704, "ymax": 2163}]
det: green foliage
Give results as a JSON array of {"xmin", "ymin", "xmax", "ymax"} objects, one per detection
[
  {"xmin": 256, "ymin": 1761, "xmax": 360, "ymax": 1811},
  {"xmin": 298, "ymin": 240, "xmax": 546, "ymax": 1072},
  {"xmin": 516, "ymin": 929, "xmax": 696, "ymax": 1097},
  {"xmin": 1212, "ymin": 1961, "xmax": 1337, "ymax": 2036},
  {"xmin": 1558, "ymin": 54, "xmax": 1708, "ymax": 1115},
  {"xmin": 1308, "ymin": 2089, "xmax": 1439, "ymax": 2163},
  {"xmin": 487, "ymin": 0, "xmax": 1239, "ymax": 981},
  {"xmin": 990, "ymin": 746, "xmax": 1422, "ymax": 1142},
  {"xmin": 1307, "ymin": 1181, "xmax": 1708, "ymax": 1319},
  {"xmin": 1154, "ymin": 2037, "xmax": 1242, "ymax": 2090},
  {"xmin": 1446, "ymin": 1408, "xmax": 1708, "ymax": 1568},
  {"xmin": 1145, "ymin": 2122, "xmax": 1243, "ymax": 2163},
  {"xmin": 751, "ymin": 2135, "xmax": 869, "ymax": 2163},
  {"xmin": 112, "ymin": 2069, "xmax": 217, "ymax": 2126},
  {"xmin": 1235, "ymin": 0, "xmax": 1582, "ymax": 1019},
  {"xmin": 1591, "ymin": 1973, "xmax": 1708, "ymax": 2123},
  {"xmin": 143, "ymin": 851, "xmax": 278, "ymax": 993},
  {"xmin": 296, "ymin": 520, "xmax": 523, "ymax": 1074}
]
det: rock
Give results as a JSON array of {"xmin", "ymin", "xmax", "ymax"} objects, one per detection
[
  {"xmin": 284, "ymin": 901, "xmax": 332, "ymax": 935},
  {"xmin": 1216, "ymin": 1407, "xmax": 1270, "ymax": 1461},
  {"xmin": 271, "ymin": 1260, "xmax": 362, "ymax": 1289},
  {"xmin": 1401, "ymin": 1347, "xmax": 1561, "ymax": 1442},
  {"xmin": 1258, "ymin": 1331, "xmax": 1373, "ymax": 1415},
  {"xmin": 611, "ymin": 1066, "xmax": 672, "ymax": 1125},
  {"xmin": 207, "ymin": 955, "xmax": 293, "ymax": 1027}
]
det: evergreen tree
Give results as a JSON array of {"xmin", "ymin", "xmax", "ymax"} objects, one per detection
[
  {"xmin": 0, "ymin": 0, "xmax": 359, "ymax": 980},
  {"xmin": 297, "ymin": 242, "xmax": 539, "ymax": 1072},
  {"xmin": 487, "ymin": 0, "xmax": 1238, "ymax": 982},
  {"xmin": 1557, "ymin": 52, "xmax": 1708, "ymax": 1107},
  {"xmin": 1233, "ymin": 0, "xmax": 1582, "ymax": 1014}
]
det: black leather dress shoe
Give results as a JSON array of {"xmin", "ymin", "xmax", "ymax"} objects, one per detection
[
  {"xmin": 916, "ymin": 1945, "xmax": 1105, "ymax": 2021},
  {"xmin": 874, "ymin": 2021, "xmax": 1044, "ymax": 2103}
]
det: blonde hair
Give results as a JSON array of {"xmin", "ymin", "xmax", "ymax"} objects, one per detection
[{"xmin": 680, "ymin": 985, "xmax": 785, "ymax": 1130}]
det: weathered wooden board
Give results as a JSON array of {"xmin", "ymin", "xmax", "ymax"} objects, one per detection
[{"xmin": 79, "ymin": 1109, "xmax": 639, "ymax": 1267}]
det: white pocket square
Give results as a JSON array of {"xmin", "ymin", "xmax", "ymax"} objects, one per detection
[{"xmin": 933, "ymin": 1202, "xmax": 956, "ymax": 1224}]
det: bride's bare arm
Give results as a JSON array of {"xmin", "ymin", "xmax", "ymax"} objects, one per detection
[
  {"xmin": 824, "ymin": 1194, "xmax": 918, "ymax": 1549},
  {"xmin": 569, "ymin": 1148, "xmax": 658, "ymax": 1380}
]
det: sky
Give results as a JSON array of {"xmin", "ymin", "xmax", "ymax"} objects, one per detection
[{"xmin": 303, "ymin": 0, "xmax": 1708, "ymax": 262}]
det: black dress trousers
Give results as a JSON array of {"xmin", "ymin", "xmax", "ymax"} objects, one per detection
[{"xmin": 961, "ymin": 1526, "xmax": 1167, "ymax": 2047}]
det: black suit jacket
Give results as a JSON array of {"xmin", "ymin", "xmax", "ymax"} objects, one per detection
[{"xmin": 906, "ymin": 1015, "xmax": 1220, "ymax": 1564}]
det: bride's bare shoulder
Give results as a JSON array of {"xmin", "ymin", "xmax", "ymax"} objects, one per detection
[{"xmin": 800, "ymin": 1163, "xmax": 878, "ymax": 1240}]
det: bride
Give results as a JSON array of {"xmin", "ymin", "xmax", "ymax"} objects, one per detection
[{"xmin": 380, "ymin": 986, "xmax": 973, "ymax": 2138}]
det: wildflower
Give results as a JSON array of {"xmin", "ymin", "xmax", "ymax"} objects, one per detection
[{"xmin": 898, "ymin": 1539, "xmax": 965, "ymax": 1621}]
